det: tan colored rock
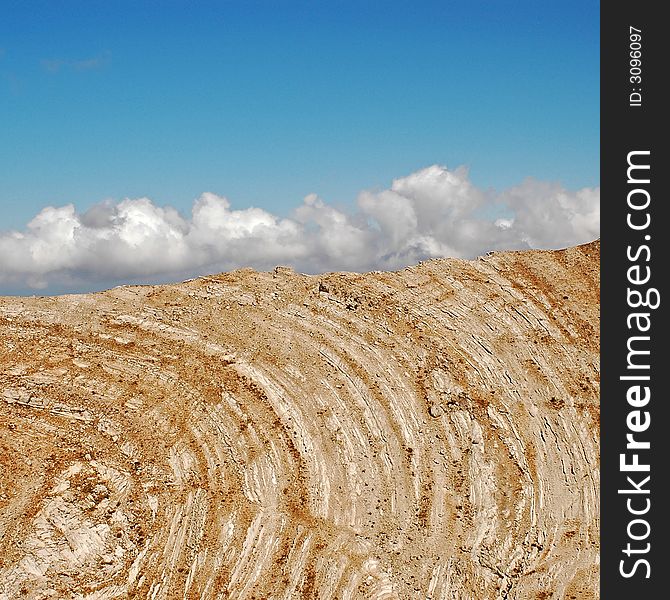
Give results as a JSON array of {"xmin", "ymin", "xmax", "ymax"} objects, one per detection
[{"xmin": 0, "ymin": 241, "xmax": 600, "ymax": 599}]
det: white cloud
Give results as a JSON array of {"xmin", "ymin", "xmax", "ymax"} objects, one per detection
[
  {"xmin": 0, "ymin": 165, "xmax": 599, "ymax": 292},
  {"xmin": 41, "ymin": 52, "xmax": 111, "ymax": 73}
]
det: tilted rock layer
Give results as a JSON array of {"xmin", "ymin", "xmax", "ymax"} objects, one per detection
[{"xmin": 0, "ymin": 241, "xmax": 600, "ymax": 599}]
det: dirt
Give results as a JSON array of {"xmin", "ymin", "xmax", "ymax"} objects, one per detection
[{"xmin": 0, "ymin": 241, "xmax": 600, "ymax": 599}]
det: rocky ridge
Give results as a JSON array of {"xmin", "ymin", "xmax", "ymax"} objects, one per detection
[{"xmin": 0, "ymin": 241, "xmax": 600, "ymax": 599}]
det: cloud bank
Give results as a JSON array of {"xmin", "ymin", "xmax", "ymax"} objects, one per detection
[{"xmin": 0, "ymin": 165, "xmax": 599, "ymax": 292}]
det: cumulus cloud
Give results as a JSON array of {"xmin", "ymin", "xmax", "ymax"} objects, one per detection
[{"xmin": 0, "ymin": 165, "xmax": 599, "ymax": 292}]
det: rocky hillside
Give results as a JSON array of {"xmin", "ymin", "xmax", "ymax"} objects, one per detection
[{"xmin": 0, "ymin": 241, "xmax": 600, "ymax": 599}]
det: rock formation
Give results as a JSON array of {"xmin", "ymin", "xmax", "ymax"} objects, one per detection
[{"xmin": 0, "ymin": 241, "xmax": 600, "ymax": 599}]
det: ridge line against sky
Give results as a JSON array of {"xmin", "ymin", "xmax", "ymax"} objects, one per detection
[
  {"xmin": 1, "ymin": 1, "xmax": 599, "ymax": 293},
  {"xmin": 0, "ymin": 164, "xmax": 599, "ymax": 294}
]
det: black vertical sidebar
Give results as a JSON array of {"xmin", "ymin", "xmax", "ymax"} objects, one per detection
[{"xmin": 601, "ymin": 3, "xmax": 667, "ymax": 597}]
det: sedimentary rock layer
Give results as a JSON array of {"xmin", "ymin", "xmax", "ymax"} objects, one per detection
[{"xmin": 0, "ymin": 241, "xmax": 600, "ymax": 599}]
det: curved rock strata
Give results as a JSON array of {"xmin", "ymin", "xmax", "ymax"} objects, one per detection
[{"xmin": 0, "ymin": 242, "xmax": 600, "ymax": 599}]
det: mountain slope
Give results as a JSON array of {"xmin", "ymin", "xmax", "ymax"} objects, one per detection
[{"xmin": 0, "ymin": 241, "xmax": 600, "ymax": 599}]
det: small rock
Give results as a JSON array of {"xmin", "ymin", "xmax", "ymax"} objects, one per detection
[{"xmin": 274, "ymin": 266, "xmax": 294, "ymax": 277}]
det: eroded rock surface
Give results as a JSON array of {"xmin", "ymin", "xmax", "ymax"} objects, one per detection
[{"xmin": 0, "ymin": 242, "xmax": 600, "ymax": 599}]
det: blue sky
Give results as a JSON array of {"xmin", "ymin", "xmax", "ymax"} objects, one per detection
[{"xmin": 1, "ymin": 0, "xmax": 599, "ymax": 233}]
